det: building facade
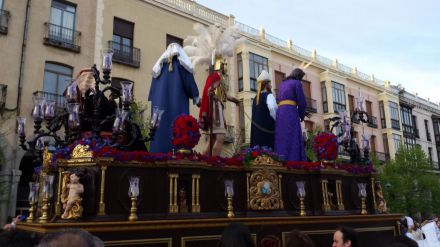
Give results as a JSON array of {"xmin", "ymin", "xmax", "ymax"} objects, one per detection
[{"xmin": 0, "ymin": 0, "xmax": 439, "ymax": 223}]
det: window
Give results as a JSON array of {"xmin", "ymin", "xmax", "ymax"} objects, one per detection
[
  {"xmin": 412, "ymin": 115, "xmax": 419, "ymax": 138},
  {"xmin": 389, "ymin": 101, "xmax": 400, "ymax": 130},
  {"xmin": 42, "ymin": 62, "xmax": 72, "ymax": 107},
  {"xmin": 428, "ymin": 147, "xmax": 433, "ymax": 163},
  {"xmin": 249, "ymin": 53, "xmax": 268, "ymax": 91},
  {"xmin": 365, "ymin": 100, "xmax": 372, "ymax": 116},
  {"xmin": 237, "ymin": 53, "xmax": 243, "ymax": 92},
  {"xmin": 239, "ymin": 101, "xmax": 245, "ymax": 143},
  {"xmin": 166, "ymin": 34, "xmax": 183, "ymax": 48},
  {"xmin": 274, "ymin": 70, "xmax": 285, "ymax": 97},
  {"xmin": 112, "ymin": 17, "xmax": 135, "ymax": 64},
  {"xmin": 425, "ymin": 119, "xmax": 432, "ymax": 141},
  {"xmin": 392, "ymin": 134, "xmax": 402, "ymax": 154},
  {"xmin": 400, "ymin": 105, "xmax": 414, "ymax": 145},
  {"xmin": 0, "ymin": 0, "xmax": 3, "ymax": 9},
  {"xmin": 331, "ymin": 81, "xmax": 346, "ymax": 113},
  {"xmin": 370, "ymin": 135, "xmax": 376, "ymax": 152},
  {"xmin": 379, "ymin": 101, "xmax": 386, "ymax": 128},
  {"xmin": 382, "ymin": 134, "xmax": 390, "ymax": 156},
  {"xmin": 321, "ymin": 81, "xmax": 328, "ymax": 113},
  {"xmin": 49, "ymin": 0, "xmax": 76, "ymax": 43},
  {"xmin": 348, "ymin": 95, "xmax": 355, "ymax": 113}
]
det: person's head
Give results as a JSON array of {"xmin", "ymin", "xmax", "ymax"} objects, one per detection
[
  {"xmin": 38, "ymin": 229, "xmax": 96, "ymax": 247},
  {"xmin": 389, "ymin": 236, "xmax": 418, "ymax": 247},
  {"xmin": 332, "ymin": 226, "xmax": 359, "ymax": 247},
  {"xmin": 218, "ymin": 223, "xmax": 255, "ymax": 247},
  {"xmin": 0, "ymin": 230, "xmax": 35, "ymax": 247},
  {"xmin": 287, "ymin": 68, "xmax": 305, "ymax": 81},
  {"xmin": 285, "ymin": 230, "xmax": 315, "ymax": 247}
]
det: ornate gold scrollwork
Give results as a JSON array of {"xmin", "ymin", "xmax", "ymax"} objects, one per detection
[
  {"xmin": 251, "ymin": 155, "xmax": 282, "ymax": 167},
  {"xmin": 248, "ymin": 169, "xmax": 283, "ymax": 210},
  {"xmin": 42, "ymin": 147, "xmax": 52, "ymax": 172},
  {"xmin": 69, "ymin": 144, "xmax": 93, "ymax": 163}
]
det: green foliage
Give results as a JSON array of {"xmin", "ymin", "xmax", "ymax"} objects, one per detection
[
  {"xmin": 376, "ymin": 145, "xmax": 440, "ymax": 218},
  {"xmin": 305, "ymin": 125, "xmax": 322, "ymax": 162}
]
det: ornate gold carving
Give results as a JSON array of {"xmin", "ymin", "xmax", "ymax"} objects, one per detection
[
  {"xmin": 42, "ymin": 147, "xmax": 52, "ymax": 172},
  {"xmin": 227, "ymin": 194, "xmax": 234, "ymax": 218},
  {"xmin": 26, "ymin": 201, "xmax": 36, "ymax": 223},
  {"xmin": 336, "ymin": 180, "xmax": 345, "ymax": 210},
  {"xmin": 360, "ymin": 197, "xmax": 367, "ymax": 215},
  {"xmin": 98, "ymin": 166, "xmax": 107, "ymax": 216},
  {"xmin": 321, "ymin": 180, "xmax": 331, "ymax": 211},
  {"xmin": 55, "ymin": 168, "xmax": 64, "ymax": 216},
  {"xmin": 168, "ymin": 174, "xmax": 179, "ymax": 213},
  {"xmin": 70, "ymin": 144, "xmax": 93, "ymax": 161},
  {"xmin": 191, "ymin": 174, "xmax": 200, "ymax": 213},
  {"xmin": 251, "ymin": 155, "xmax": 282, "ymax": 167},
  {"xmin": 375, "ymin": 181, "xmax": 388, "ymax": 213},
  {"xmin": 248, "ymin": 169, "xmax": 283, "ymax": 210},
  {"xmin": 60, "ymin": 171, "xmax": 83, "ymax": 219}
]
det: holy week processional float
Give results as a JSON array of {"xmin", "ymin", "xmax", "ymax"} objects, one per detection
[{"xmin": 16, "ymin": 24, "xmax": 400, "ymax": 247}]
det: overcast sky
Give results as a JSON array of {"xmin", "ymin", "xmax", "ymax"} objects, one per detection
[{"xmin": 196, "ymin": 0, "xmax": 440, "ymax": 104}]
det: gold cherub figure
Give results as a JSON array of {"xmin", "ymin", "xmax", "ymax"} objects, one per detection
[{"xmin": 61, "ymin": 171, "xmax": 84, "ymax": 219}]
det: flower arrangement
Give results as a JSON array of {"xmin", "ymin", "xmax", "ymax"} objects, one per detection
[
  {"xmin": 171, "ymin": 114, "xmax": 201, "ymax": 150},
  {"xmin": 241, "ymin": 146, "xmax": 281, "ymax": 168},
  {"xmin": 313, "ymin": 132, "xmax": 338, "ymax": 161}
]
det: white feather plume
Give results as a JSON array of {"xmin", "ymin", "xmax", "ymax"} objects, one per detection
[{"xmin": 184, "ymin": 23, "xmax": 245, "ymax": 67}]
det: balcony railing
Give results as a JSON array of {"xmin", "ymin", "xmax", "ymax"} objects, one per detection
[
  {"xmin": 305, "ymin": 97, "xmax": 317, "ymax": 113},
  {"xmin": 33, "ymin": 91, "xmax": 65, "ymax": 113},
  {"xmin": 391, "ymin": 119, "xmax": 400, "ymax": 130},
  {"xmin": 0, "ymin": 9, "xmax": 11, "ymax": 34},
  {"xmin": 371, "ymin": 151, "xmax": 390, "ymax": 162},
  {"xmin": 44, "ymin": 22, "xmax": 81, "ymax": 52},
  {"xmin": 367, "ymin": 116, "xmax": 378, "ymax": 128},
  {"xmin": 109, "ymin": 41, "xmax": 141, "ymax": 68}
]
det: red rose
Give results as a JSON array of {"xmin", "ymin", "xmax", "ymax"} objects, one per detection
[{"xmin": 252, "ymin": 150, "xmax": 258, "ymax": 158}]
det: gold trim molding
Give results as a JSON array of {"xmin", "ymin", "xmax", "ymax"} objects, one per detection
[{"xmin": 105, "ymin": 238, "xmax": 172, "ymax": 246}]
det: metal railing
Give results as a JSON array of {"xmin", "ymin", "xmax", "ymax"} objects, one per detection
[
  {"xmin": 367, "ymin": 116, "xmax": 378, "ymax": 128},
  {"xmin": 0, "ymin": 9, "xmax": 11, "ymax": 34},
  {"xmin": 33, "ymin": 91, "xmax": 65, "ymax": 112},
  {"xmin": 305, "ymin": 97, "xmax": 317, "ymax": 113},
  {"xmin": 109, "ymin": 41, "xmax": 141, "ymax": 68},
  {"xmin": 44, "ymin": 22, "xmax": 81, "ymax": 52},
  {"xmin": 371, "ymin": 151, "xmax": 390, "ymax": 162}
]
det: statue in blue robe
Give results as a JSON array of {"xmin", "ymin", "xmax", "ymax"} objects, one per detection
[{"xmin": 148, "ymin": 43, "xmax": 200, "ymax": 153}]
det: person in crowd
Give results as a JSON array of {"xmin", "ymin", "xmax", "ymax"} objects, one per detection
[
  {"xmin": 285, "ymin": 229, "xmax": 315, "ymax": 247},
  {"xmin": 250, "ymin": 70, "xmax": 277, "ymax": 149},
  {"xmin": 217, "ymin": 222, "xmax": 255, "ymax": 247},
  {"xmin": 387, "ymin": 235, "xmax": 418, "ymax": 247},
  {"xmin": 274, "ymin": 68, "xmax": 307, "ymax": 162},
  {"xmin": 0, "ymin": 230, "xmax": 35, "ymax": 247},
  {"xmin": 332, "ymin": 226, "xmax": 359, "ymax": 247},
  {"xmin": 38, "ymin": 229, "xmax": 98, "ymax": 247}
]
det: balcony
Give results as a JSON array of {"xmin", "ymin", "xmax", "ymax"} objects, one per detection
[
  {"xmin": 109, "ymin": 41, "xmax": 141, "ymax": 68},
  {"xmin": 305, "ymin": 97, "xmax": 317, "ymax": 113},
  {"xmin": 371, "ymin": 151, "xmax": 390, "ymax": 163},
  {"xmin": 44, "ymin": 23, "xmax": 81, "ymax": 53},
  {"xmin": 367, "ymin": 116, "xmax": 378, "ymax": 128},
  {"xmin": 33, "ymin": 91, "xmax": 65, "ymax": 113},
  {"xmin": 0, "ymin": 9, "xmax": 11, "ymax": 34}
]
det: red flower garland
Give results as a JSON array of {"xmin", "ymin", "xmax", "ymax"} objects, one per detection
[
  {"xmin": 313, "ymin": 132, "xmax": 338, "ymax": 161},
  {"xmin": 171, "ymin": 114, "xmax": 201, "ymax": 150}
]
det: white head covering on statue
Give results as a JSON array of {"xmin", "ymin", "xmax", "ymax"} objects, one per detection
[
  {"xmin": 257, "ymin": 70, "xmax": 271, "ymax": 82},
  {"xmin": 152, "ymin": 43, "xmax": 193, "ymax": 78}
]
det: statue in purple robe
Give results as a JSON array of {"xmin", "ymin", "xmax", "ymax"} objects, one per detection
[
  {"xmin": 274, "ymin": 68, "xmax": 307, "ymax": 162},
  {"xmin": 148, "ymin": 43, "xmax": 200, "ymax": 153}
]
